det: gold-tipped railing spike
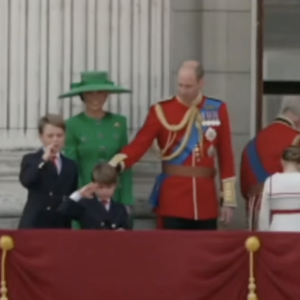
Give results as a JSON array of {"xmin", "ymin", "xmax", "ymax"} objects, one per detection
[
  {"xmin": 0, "ymin": 236, "xmax": 14, "ymax": 300},
  {"xmin": 245, "ymin": 236, "xmax": 260, "ymax": 300}
]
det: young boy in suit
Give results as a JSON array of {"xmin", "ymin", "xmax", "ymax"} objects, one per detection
[
  {"xmin": 18, "ymin": 114, "xmax": 78, "ymax": 229},
  {"xmin": 57, "ymin": 162, "xmax": 130, "ymax": 230}
]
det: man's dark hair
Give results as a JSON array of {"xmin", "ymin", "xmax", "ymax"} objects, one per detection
[{"xmin": 92, "ymin": 162, "xmax": 118, "ymax": 185}]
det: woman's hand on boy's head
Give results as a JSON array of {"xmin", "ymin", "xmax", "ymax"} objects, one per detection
[{"xmin": 78, "ymin": 183, "xmax": 98, "ymax": 198}]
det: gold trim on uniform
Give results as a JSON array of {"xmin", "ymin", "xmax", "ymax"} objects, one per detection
[
  {"xmin": 154, "ymin": 96, "xmax": 204, "ymax": 161},
  {"xmin": 222, "ymin": 177, "xmax": 237, "ymax": 207}
]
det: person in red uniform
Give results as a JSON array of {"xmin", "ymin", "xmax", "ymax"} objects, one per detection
[
  {"xmin": 109, "ymin": 62, "xmax": 236, "ymax": 230},
  {"xmin": 240, "ymin": 96, "xmax": 300, "ymax": 230}
]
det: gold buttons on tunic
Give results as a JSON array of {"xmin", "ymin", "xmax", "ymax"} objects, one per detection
[{"xmin": 194, "ymin": 146, "xmax": 201, "ymax": 163}]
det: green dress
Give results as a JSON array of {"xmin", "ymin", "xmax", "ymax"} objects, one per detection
[{"xmin": 64, "ymin": 112, "xmax": 134, "ymax": 229}]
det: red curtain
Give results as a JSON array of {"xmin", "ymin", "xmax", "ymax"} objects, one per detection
[{"xmin": 0, "ymin": 230, "xmax": 299, "ymax": 300}]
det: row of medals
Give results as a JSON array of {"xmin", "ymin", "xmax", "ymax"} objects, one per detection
[{"xmin": 196, "ymin": 111, "xmax": 221, "ymax": 159}]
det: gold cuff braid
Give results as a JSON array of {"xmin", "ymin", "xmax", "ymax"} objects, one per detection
[
  {"xmin": 222, "ymin": 178, "xmax": 237, "ymax": 207},
  {"xmin": 108, "ymin": 154, "xmax": 127, "ymax": 172}
]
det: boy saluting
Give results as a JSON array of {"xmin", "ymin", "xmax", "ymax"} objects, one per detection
[
  {"xmin": 19, "ymin": 114, "xmax": 78, "ymax": 228},
  {"xmin": 57, "ymin": 163, "xmax": 130, "ymax": 230}
]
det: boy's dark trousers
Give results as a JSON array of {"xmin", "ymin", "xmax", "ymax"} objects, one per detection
[{"xmin": 163, "ymin": 217, "xmax": 217, "ymax": 230}]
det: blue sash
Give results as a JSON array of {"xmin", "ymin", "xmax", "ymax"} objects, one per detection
[
  {"xmin": 149, "ymin": 98, "xmax": 222, "ymax": 208},
  {"xmin": 246, "ymin": 137, "xmax": 270, "ymax": 184}
]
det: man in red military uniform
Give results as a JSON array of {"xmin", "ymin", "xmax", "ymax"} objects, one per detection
[
  {"xmin": 109, "ymin": 62, "xmax": 236, "ymax": 230},
  {"xmin": 240, "ymin": 97, "xmax": 300, "ymax": 229}
]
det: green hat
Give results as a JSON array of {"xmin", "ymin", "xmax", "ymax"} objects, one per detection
[{"xmin": 59, "ymin": 71, "xmax": 131, "ymax": 98}]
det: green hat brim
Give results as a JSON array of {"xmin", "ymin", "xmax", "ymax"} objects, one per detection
[{"xmin": 59, "ymin": 84, "xmax": 131, "ymax": 98}]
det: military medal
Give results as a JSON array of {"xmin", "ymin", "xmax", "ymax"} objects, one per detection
[
  {"xmin": 205, "ymin": 127, "xmax": 217, "ymax": 142},
  {"xmin": 207, "ymin": 145, "xmax": 215, "ymax": 157},
  {"xmin": 214, "ymin": 111, "xmax": 221, "ymax": 126},
  {"xmin": 201, "ymin": 112, "xmax": 207, "ymax": 126},
  {"xmin": 211, "ymin": 111, "xmax": 217, "ymax": 126},
  {"xmin": 207, "ymin": 111, "xmax": 212, "ymax": 126}
]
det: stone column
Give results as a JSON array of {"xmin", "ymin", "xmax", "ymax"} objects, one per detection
[{"xmin": 200, "ymin": 0, "xmax": 255, "ymax": 228}]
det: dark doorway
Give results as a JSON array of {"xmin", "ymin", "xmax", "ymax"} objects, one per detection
[{"xmin": 258, "ymin": 0, "xmax": 300, "ymax": 131}]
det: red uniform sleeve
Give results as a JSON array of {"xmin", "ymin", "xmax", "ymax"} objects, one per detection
[
  {"xmin": 216, "ymin": 102, "xmax": 236, "ymax": 206},
  {"xmin": 216, "ymin": 103, "xmax": 235, "ymax": 180},
  {"xmin": 120, "ymin": 105, "xmax": 161, "ymax": 168}
]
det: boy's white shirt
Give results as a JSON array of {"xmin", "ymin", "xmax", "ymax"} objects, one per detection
[{"xmin": 69, "ymin": 191, "xmax": 111, "ymax": 210}]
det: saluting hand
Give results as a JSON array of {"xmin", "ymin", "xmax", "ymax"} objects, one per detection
[{"xmin": 78, "ymin": 183, "xmax": 98, "ymax": 199}]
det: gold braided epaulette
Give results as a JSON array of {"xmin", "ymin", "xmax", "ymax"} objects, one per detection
[{"xmin": 153, "ymin": 97, "xmax": 204, "ymax": 161}]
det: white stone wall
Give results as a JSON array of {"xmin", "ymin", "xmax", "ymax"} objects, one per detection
[{"xmin": 0, "ymin": 0, "xmax": 171, "ymax": 149}]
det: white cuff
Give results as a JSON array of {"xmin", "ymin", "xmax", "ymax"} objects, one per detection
[{"xmin": 69, "ymin": 191, "xmax": 82, "ymax": 202}]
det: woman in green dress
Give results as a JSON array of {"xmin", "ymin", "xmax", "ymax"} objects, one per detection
[{"xmin": 59, "ymin": 71, "xmax": 134, "ymax": 229}]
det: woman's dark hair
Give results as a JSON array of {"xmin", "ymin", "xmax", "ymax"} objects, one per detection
[{"xmin": 282, "ymin": 146, "xmax": 300, "ymax": 164}]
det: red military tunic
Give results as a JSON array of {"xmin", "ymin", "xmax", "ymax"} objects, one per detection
[
  {"xmin": 240, "ymin": 116, "xmax": 300, "ymax": 228},
  {"xmin": 110, "ymin": 96, "xmax": 236, "ymax": 220}
]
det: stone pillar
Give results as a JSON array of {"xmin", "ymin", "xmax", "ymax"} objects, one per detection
[
  {"xmin": 170, "ymin": 0, "xmax": 202, "ymax": 89},
  {"xmin": 200, "ymin": 0, "xmax": 255, "ymax": 228}
]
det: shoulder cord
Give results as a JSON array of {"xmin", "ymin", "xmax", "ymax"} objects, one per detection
[{"xmin": 153, "ymin": 104, "xmax": 203, "ymax": 161}]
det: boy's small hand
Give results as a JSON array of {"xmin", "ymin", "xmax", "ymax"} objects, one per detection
[
  {"xmin": 78, "ymin": 183, "xmax": 98, "ymax": 198},
  {"xmin": 42, "ymin": 144, "xmax": 56, "ymax": 161}
]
